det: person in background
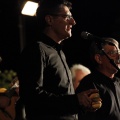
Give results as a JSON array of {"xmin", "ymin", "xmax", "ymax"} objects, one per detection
[
  {"xmin": 76, "ymin": 37, "xmax": 120, "ymax": 120},
  {"xmin": 0, "ymin": 79, "xmax": 19, "ymax": 120},
  {"xmin": 70, "ymin": 64, "xmax": 91, "ymax": 90},
  {"xmin": 17, "ymin": 0, "xmax": 100, "ymax": 119}
]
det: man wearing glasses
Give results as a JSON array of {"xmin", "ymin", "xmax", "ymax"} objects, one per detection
[
  {"xmin": 17, "ymin": 0, "xmax": 100, "ymax": 120},
  {"xmin": 76, "ymin": 37, "xmax": 120, "ymax": 120}
]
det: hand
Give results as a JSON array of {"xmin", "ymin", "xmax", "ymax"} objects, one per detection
[
  {"xmin": 89, "ymin": 93, "xmax": 102, "ymax": 110},
  {"xmin": 77, "ymin": 89, "xmax": 99, "ymax": 111}
]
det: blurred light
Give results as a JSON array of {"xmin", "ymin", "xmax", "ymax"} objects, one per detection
[{"xmin": 21, "ymin": 1, "xmax": 38, "ymax": 16}]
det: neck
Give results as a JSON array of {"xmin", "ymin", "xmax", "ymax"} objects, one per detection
[
  {"xmin": 43, "ymin": 29, "xmax": 63, "ymax": 44},
  {"xmin": 97, "ymin": 68, "xmax": 115, "ymax": 79}
]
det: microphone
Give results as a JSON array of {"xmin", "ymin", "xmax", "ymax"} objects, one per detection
[
  {"xmin": 81, "ymin": 31, "xmax": 103, "ymax": 42},
  {"xmin": 81, "ymin": 32, "xmax": 120, "ymax": 71},
  {"xmin": 81, "ymin": 31, "xmax": 105, "ymax": 50}
]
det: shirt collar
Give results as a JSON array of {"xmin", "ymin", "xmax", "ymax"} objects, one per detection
[{"xmin": 39, "ymin": 33, "xmax": 63, "ymax": 51}]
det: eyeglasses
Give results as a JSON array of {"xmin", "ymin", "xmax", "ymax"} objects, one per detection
[
  {"xmin": 106, "ymin": 50, "xmax": 120, "ymax": 57},
  {"xmin": 50, "ymin": 14, "xmax": 73, "ymax": 20}
]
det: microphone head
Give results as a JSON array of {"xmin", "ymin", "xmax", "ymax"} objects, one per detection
[{"xmin": 81, "ymin": 31, "xmax": 93, "ymax": 39}]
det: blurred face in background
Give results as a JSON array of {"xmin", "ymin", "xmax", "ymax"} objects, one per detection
[
  {"xmin": 73, "ymin": 69, "xmax": 90, "ymax": 90},
  {"xmin": 96, "ymin": 44, "xmax": 120, "ymax": 77}
]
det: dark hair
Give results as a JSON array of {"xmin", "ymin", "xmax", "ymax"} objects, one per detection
[
  {"xmin": 89, "ymin": 37, "xmax": 119, "ymax": 67},
  {"xmin": 36, "ymin": 0, "xmax": 72, "ymax": 31}
]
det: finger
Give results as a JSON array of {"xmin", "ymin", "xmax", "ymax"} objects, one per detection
[
  {"xmin": 86, "ymin": 89, "xmax": 99, "ymax": 95},
  {"xmin": 82, "ymin": 93, "xmax": 92, "ymax": 107}
]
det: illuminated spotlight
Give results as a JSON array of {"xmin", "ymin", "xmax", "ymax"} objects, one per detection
[{"xmin": 21, "ymin": 1, "xmax": 38, "ymax": 16}]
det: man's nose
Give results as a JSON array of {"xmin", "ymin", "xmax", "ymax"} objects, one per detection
[{"xmin": 70, "ymin": 17, "xmax": 76, "ymax": 26}]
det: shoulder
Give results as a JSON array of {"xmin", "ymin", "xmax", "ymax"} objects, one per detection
[
  {"xmin": 75, "ymin": 74, "xmax": 95, "ymax": 93},
  {"xmin": 37, "ymin": 41, "xmax": 52, "ymax": 51},
  {"xmin": 80, "ymin": 74, "xmax": 94, "ymax": 85},
  {"xmin": 81, "ymin": 73, "xmax": 93, "ymax": 82}
]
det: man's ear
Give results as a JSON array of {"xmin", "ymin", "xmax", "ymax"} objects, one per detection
[
  {"xmin": 95, "ymin": 54, "xmax": 102, "ymax": 64},
  {"xmin": 45, "ymin": 15, "xmax": 53, "ymax": 25}
]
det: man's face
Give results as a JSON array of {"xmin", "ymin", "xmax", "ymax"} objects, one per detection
[
  {"xmin": 49, "ymin": 5, "xmax": 76, "ymax": 42},
  {"xmin": 98, "ymin": 44, "xmax": 120, "ymax": 74}
]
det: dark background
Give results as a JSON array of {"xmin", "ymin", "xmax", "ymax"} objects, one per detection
[{"xmin": 1, "ymin": 0, "xmax": 120, "ymax": 71}]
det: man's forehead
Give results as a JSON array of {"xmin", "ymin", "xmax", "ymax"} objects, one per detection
[{"xmin": 104, "ymin": 39, "xmax": 119, "ymax": 49}]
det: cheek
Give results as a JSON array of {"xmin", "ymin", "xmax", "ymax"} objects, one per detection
[
  {"xmin": 56, "ymin": 20, "xmax": 68, "ymax": 30},
  {"xmin": 103, "ymin": 58, "xmax": 114, "ymax": 68},
  {"xmin": 75, "ymin": 74, "xmax": 83, "ymax": 80},
  {"xmin": 53, "ymin": 22, "xmax": 66, "ymax": 32},
  {"xmin": 101, "ymin": 57, "xmax": 109, "ymax": 63}
]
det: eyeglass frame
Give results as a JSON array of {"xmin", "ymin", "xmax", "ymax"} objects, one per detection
[
  {"xmin": 105, "ymin": 50, "xmax": 120, "ymax": 57},
  {"xmin": 49, "ymin": 14, "xmax": 73, "ymax": 20}
]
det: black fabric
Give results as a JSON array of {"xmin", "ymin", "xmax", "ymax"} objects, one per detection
[
  {"xmin": 76, "ymin": 70, "xmax": 120, "ymax": 120},
  {"xmin": 17, "ymin": 33, "xmax": 79, "ymax": 120}
]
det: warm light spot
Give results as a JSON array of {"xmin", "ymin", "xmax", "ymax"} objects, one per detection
[{"xmin": 21, "ymin": 1, "xmax": 38, "ymax": 16}]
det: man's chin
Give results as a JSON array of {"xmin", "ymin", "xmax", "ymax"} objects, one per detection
[{"xmin": 63, "ymin": 34, "xmax": 72, "ymax": 40}]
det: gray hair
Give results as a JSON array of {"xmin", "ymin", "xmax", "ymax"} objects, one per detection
[
  {"xmin": 70, "ymin": 64, "xmax": 91, "ymax": 79},
  {"xmin": 89, "ymin": 37, "xmax": 119, "ymax": 67}
]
